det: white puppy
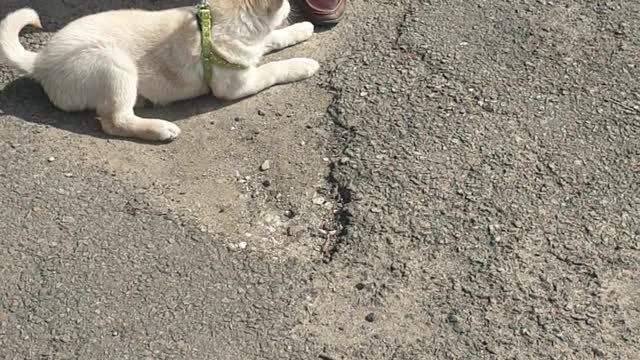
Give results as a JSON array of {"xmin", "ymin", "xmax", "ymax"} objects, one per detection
[{"xmin": 0, "ymin": 0, "xmax": 319, "ymax": 141}]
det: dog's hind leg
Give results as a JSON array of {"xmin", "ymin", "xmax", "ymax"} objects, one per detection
[{"xmin": 93, "ymin": 49, "xmax": 181, "ymax": 141}]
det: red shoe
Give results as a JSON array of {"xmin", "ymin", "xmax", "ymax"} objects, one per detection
[{"xmin": 300, "ymin": 0, "xmax": 347, "ymax": 26}]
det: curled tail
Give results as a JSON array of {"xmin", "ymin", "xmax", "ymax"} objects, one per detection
[{"xmin": 0, "ymin": 8, "xmax": 42, "ymax": 74}]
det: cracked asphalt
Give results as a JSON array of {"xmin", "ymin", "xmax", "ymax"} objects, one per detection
[{"xmin": 1, "ymin": 0, "xmax": 639, "ymax": 359}]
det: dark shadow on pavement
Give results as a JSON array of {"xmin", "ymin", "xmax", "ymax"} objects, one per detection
[
  {"xmin": 1, "ymin": 1, "xmax": 194, "ymax": 31},
  {"xmin": 0, "ymin": 78, "xmax": 236, "ymax": 143}
]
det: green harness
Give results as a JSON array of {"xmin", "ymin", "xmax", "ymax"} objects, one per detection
[{"xmin": 196, "ymin": 2, "xmax": 247, "ymax": 85}]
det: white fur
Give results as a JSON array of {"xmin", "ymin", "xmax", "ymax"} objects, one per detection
[
  {"xmin": 0, "ymin": 8, "xmax": 41, "ymax": 73},
  {"xmin": 0, "ymin": 1, "xmax": 319, "ymax": 141}
]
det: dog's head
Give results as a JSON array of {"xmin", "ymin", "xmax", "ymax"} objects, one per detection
[
  {"xmin": 214, "ymin": 0, "xmax": 290, "ymax": 33},
  {"xmin": 249, "ymin": 0, "xmax": 291, "ymax": 29}
]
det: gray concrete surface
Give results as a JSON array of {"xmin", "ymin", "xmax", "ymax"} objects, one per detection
[{"xmin": 1, "ymin": 0, "xmax": 639, "ymax": 359}]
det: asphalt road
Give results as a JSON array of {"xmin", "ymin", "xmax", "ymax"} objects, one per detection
[{"xmin": 1, "ymin": 0, "xmax": 639, "ymax": 359}]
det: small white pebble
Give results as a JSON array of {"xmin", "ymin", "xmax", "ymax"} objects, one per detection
[{"xmin": 260, "ymin": 160, "xmax": 271, "ymax": 171}]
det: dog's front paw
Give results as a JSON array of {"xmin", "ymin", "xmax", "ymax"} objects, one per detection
[
  {"xmin": 287, "ymin": 58, "xmax": 320, "ymax": 81},
  {"xmin": 291, "ymin": 21, "xmax": 315, "ymax": 42}
]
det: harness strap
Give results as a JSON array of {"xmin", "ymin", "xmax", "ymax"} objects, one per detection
[{"xmin": 196, "ymin": 3, "xmax": 247, "ymax": 86}]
